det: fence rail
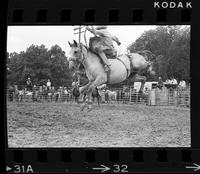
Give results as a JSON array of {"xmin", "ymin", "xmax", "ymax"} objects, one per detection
[
  {"xmin": 6, "ymin": 85, "xmax": 190, "ymax": 107},
  {"xmin": 148, "ymin": 87, "xmax": 190, "ymax": 107}
]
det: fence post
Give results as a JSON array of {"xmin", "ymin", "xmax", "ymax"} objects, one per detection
[
  {"xmin": 136, "ymin": 91, "xmax": 138, "ymax": 103},
  {"xmin": 148, "ymin": 89, "xmax": 156, "ymax": 106},
  {"xmin": 129, "ymin": 86, "xmax": 132, "ymax": 104}
]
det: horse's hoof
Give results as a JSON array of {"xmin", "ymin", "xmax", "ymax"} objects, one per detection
[
  {"xmin": 87, "ymin": 105, "xmax": 93, "ymax": 112},
  {"xmin": 80, "ymin": 103, "xmax": 87, "ymax": 111},
  {"xmin": 80, "ymin": 104, "xmax": 84, "ymax": 111},
  {"xmin": 87, "ymin": 108, "xmax": 92, "ymax": 112}
]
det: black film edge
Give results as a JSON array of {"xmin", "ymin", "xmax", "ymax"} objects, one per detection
[{"xmin": 3, "ymin": 0, "xmax": 200, "ymax": 173}]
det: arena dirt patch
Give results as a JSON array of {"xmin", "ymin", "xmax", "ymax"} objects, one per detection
[{"xmin": 7, "ymin": 102, "xmax": 190, "ymax": 147}]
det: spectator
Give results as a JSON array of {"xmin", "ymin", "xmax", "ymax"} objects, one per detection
[
  {"xmin": 55, "ymin": 89, "xmax": 60, "ymax": 103},
  {"xmin": 42, "ymin": 85, "xmax": 48, "ymax": 101},
  {"xmin": 38, "ymin": 86, "xmax": 43, "ymax": 101},
  {"xmin": 63, "ymin": 87, "xmax": 69, "ymax": 102},
  {"xmin": 26, "ymin": 77, "xmax": 33, "ymax": 91},
  {"xmin": 46, "ymin": 79, "xmax": 51, "ymax": 91},
  {"xmin": 64, "ymin": 87, "xmax": 68, "ymax": 94},
  {"xmin": 143, "ymin": 87, "xmax": 149, "ymax": 103},
  {"xmin": 32, "ymin": 85, "xmax": 37, "ymax": 102},
  {"xmin": 58, "ymin": 87, "xmax": 64, "ymax": 102},
  {"xmin": 72, "ymin": 81, "xmax": 78, "ymax": 87},
  {"xmin": 171, "ymin": 77, "xmax": 178, "ymax": 85},
  {"xmin": 165, "ymin": 79, "xmax": 170, "ymax": 84},
  {"xmin": 8, "ymin": 85, "xmax": 14, "ymax": 101},
  {"xmin": 178, "ymin": 80, "xmax": 187, "ymax": 90},
  {"xmin": 48, "ymin": 86, "xmax": 54, "ymax": 102},
  {"xmin": 157, "ymin": 76, "xmax": 163, "ymax": 89},
  {"xmin": 51, "ymin": 86, "xmax": 55, "ymax": 92},
  {"xmin": 144, "ymin": 87, "xmax": 149, "ymax": 95}
]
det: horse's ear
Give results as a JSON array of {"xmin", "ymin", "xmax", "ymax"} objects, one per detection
[
  {"xmin": 68, "ymin": 41, "xmax": 72, "ymax": 47},
  {"xmin": 73, "ymin": 40, "xmax": 78, "ymax": 47}
]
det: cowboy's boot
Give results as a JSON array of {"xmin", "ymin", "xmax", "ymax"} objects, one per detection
[{"xmin": 97, "ymin": 51, "xmax": 111, "ymax": 72}]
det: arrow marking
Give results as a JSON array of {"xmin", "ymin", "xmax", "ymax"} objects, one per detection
[
  {"xmin": 186, "ymin": 163, "xmax": 200, "ymax": 171},
  {"xmin": 6, "ymin": 166, "xmax": 12, "ymax": 171},
  {"xmin": 92, "ymin": 164, "xmax": 110, "ymax": 173}
]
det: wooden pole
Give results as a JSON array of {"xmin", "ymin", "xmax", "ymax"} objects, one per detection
[
  {"xmin": 129, "ymin": 86, "xmax": 132, "ymax": 103},
  {"xmin": 79, "ymin": 26, "xmax": 81, "ymax": 44}
]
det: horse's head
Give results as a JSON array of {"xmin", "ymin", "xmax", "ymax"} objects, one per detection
[{"xmin": 68, "ymin": 40, "xmax": 87, "ymax": 70}]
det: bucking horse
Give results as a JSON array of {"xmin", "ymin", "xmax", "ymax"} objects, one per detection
[{"xmin": 68, "ymin": 40, "xmax": 155, "ymax": 111}]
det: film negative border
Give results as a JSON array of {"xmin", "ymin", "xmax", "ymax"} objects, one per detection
[
  {"xmin": 7, "ymin": 0, "xmax": 194, "ymax": 24},
  {"xmin": 3, "ymin": 0, "xmax": 200, "ymax": 173},
  {"xmin": 4, "ymin": 149, "xmax": 200, "ymax": 173}
]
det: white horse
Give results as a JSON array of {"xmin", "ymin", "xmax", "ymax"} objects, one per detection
[{"xmin": 68, "ymin": 40, "xmax": 155, "ymax": 110}]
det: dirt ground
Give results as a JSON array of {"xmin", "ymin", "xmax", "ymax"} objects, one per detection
[{"xmin": 7, "ymin": 101, "xmax": 190, "ymax": 147}]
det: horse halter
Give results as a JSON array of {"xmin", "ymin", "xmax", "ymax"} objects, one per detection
[{"xmin": 68, "ymin": 45, "xmax": 83, "ymax": 62}]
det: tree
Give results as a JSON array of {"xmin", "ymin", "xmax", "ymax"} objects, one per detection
[
  {"xmin": 7, "ymin": 44, "xmax": 74, "ymax": 87},
  {"xmin": 48, "ymin": 45, "xmax": 73, "ymax": 87},
  {"xmin": 167, "ymin": 27, "xmax": 190, "ymax": 81},
  {"xmin": 127, "ymin": 25, "xmax": 190, "ymax": 82}
]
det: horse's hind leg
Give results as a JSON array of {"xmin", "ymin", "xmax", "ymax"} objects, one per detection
[
  {"xmin": 77, "ymin": 97, "xmax": 79, "ymax": 104},
  {"xmin": 133, "ymin": 74, "xmax": 147, "ymax": 93},
  {"xmin": 97, "ymin": 97, "xmax": 100, "ymax": 107}
]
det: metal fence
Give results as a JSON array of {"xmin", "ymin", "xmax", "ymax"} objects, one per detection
[
  {"xmin": 6, "ymin": 85, "xmax": 190, "ymax": 107},
  {"xmin": 148, "ymin": 87, "xmax": 190, "ymax": 107}
]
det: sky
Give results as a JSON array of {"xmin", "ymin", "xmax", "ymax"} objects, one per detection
[{"xmin": 7, "ymin": 25, "xmax": 157, "ymax": 55}]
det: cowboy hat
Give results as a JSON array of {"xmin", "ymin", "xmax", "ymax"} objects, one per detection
[{"xmin": 95, "ymin": 26, "xmax": 107, "ymax": 30}]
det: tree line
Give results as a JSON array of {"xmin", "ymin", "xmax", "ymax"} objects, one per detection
[
  {"xmin": 7, "ymin": 25, "xmax": 190, "ymax": 87},
  {"xmin": 7, "ymin": 45, "xmax": 73, "ymax": 87},
  {"xmin": 127, "ymin": 25, "xmax": 190, "ymax": 82}
]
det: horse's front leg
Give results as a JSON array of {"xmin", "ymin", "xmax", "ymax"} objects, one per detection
[
  {"xmin": 97, "ymin": 96, "xmax": 101, "ymax": 107},
  {"xmin": 80, "ymin": 81, "xmax": 94, "ymax": 111},
  {"xmin": 86, "ymin": 76, "xmax": 106, "ymax": 110}
]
